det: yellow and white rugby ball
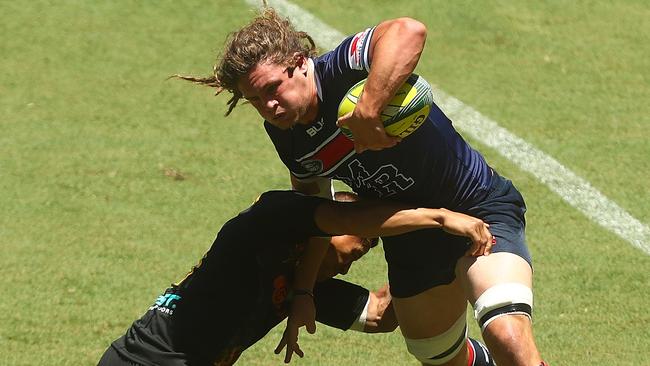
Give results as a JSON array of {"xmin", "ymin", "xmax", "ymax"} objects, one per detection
[{"xmin": 338, "ymin": 73, "xmax": 434, "ymax": 139}]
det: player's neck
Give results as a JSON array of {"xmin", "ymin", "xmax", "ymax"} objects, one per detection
[{"xmin": 298, "ymin": 58, "xmax": 319, "ymax": 124}]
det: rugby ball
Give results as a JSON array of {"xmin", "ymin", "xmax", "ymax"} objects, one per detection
[{"xmin": 337, "ymin": 73, "xmax": 434, "ymax": 139}]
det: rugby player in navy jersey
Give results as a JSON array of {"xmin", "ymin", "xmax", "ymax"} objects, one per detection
[
  {"xmin": 175, "ymin": 6, "xmax": 548, "ymax": 366},
  {"xmin": 97, "ymin": 190, "xmax": 495, "ymax": 366}
]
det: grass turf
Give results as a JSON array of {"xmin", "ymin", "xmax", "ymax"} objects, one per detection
[{"xmin": 1, "ymin": 1, "xmax": 648, "ymax": 365}]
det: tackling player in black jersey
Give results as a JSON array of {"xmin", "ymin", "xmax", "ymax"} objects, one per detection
[{"xmin": 98, "ymin": 190, "xmax": 493, "ymax": 366}]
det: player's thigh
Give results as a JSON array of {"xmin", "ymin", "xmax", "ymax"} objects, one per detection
[
  {"xmin": 456, "ymin": 251, "xmax": 536, "ymax": 351},
  {"xmin": 382, "ymin": 228, "xmax": 469, "ymax": 299},
  {"xmin": 392, "ymin": 278, "xmax": 467, "ymax": 339},
  {"xmin": 459, "ymin": 172, "xmax": 534, "ymax": 305},
  {"xmin": 456, "ymin": 253, "xmax": 539, "ymax": 362},
  {"xmin": 456, "ymin": 252, "xmax": 532, "ymax": 303},
  {"xmin": 382, "ymin": 222, "xmax": 471, "ymax": 339}
]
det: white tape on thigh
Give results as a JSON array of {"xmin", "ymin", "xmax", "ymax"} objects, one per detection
[
  {"xmin": 404, "ymin": 311, "xmax": 468, "ymax": 365},
  {"xmin": 473, "ymin": 283, "xmax": 533, "ymax": 331}
]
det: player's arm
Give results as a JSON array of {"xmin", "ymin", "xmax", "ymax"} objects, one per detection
[
  {"xmin": 289, "ymin": 174, "xmax": 333, "ymax": 295},
  {"xmin": 290, "ymin": 175, "xmax": 333, "ymax": 198},
  {"xmin": 315, "ymin": 200, "xmax": 494, "ymax": 257},
  {"xmin": 313, "ymin": 280, "xmax": 397, "ymax": 334},
  {"xmin": 275, "ymin": 175, "xmax": 334, "ymax": 363},
  {"xmin": 338, "ymin": 18, "xmax": 427, "ymax": 152},
  {"xmin": 359, "ymin": 284, "xmax": 398, "ymax": 333},
  {"xmin": 290, "ymin": 174, "xmax": 334, "ymax": 295}
]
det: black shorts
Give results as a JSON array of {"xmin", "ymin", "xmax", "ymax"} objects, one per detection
[
  {"xmin": 98, "ymin": 346, "xmax": 146, "ymax": 366},
  {"xmin": 382, "ymin": 173, "xmax": 532, "ymax": 298}
]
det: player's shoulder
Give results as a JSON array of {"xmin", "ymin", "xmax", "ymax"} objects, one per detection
[
  {"xmin": 237, "ymin": 190, "xmax": 329, "ymax": 234},
  {"xmin": 256, "ymin": 190, "xmax": 301, "ymax": 202},
  {"xmin": 232, "ymin": 191, "xmax": 304, "ymax": 225},
  {"xmin": 311, "ymin": 27, "xmax": 376, "ymax": 116},
  {"xmin": 252, "ymin": 190, "xmax": 322, "ymax": 211},
  {"xmin": 314, "ymin": 26, "xmax": 375, "ymax": 73}
]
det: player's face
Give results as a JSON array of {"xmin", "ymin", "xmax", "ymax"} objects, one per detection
[
  {"xmin": 237, "ymin": 57, "xmax": 317, "ymax": 129},
  {"xmin": 317, "ymin": 235, "xmax": 376, "ymax": 282}
]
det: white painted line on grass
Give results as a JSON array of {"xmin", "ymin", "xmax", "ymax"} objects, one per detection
[{"xmin": 245, "ymin": 0, "xmax": 650, "ymax": 255}]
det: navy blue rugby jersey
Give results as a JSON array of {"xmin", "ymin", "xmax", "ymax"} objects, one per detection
[{"xmin": 265, "ymin": 27, "xmax": 493, "ymax": 210}]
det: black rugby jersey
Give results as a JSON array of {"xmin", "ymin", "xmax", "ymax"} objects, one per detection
[
  {"xmin": 265, "ymin": 28, "xmax": 493, "ymax": 210},
  {"xmin": 108, "ymin": 191, "xmax": 369, "ymax": 366}
]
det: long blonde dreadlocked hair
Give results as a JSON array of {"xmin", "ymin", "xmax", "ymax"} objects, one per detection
[{"xmin": 172, "ymin": 5, "xmax": 317, "ymax": 116}]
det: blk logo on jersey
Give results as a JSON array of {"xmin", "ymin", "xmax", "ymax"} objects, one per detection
[{"xmin": 306, "ymin": 119, "xmax": 325, "ymax": 137}]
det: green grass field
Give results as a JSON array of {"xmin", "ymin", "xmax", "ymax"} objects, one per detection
[{"xmin": 1, "ymin": 1, "xmax": 649, "ymax": 365}]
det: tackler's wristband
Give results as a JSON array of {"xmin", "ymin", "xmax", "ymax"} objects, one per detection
[
  {"xmin": 292, "ymin": 288, "xmax": 314, "ymax": 299},
  {"xmin": 349, "ymin": 296, "xmax": 370, "ymax": 332}
]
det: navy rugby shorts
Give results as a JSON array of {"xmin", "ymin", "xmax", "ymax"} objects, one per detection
[{"xmin": 382, "ymin": 173, "xmax": 532, "ymax": 298}]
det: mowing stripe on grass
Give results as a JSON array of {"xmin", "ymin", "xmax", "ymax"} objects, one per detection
[{"xmin": 245, "ymin": 0, "xmax": 650, "ymax": 255}]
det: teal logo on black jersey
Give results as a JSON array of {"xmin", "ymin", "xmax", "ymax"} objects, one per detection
[{"xmin": 150, "ymin": 293, "xmax": 182, "ymax": 315}]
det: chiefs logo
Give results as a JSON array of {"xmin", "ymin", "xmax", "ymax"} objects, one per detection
[{"xmin": 271, "ymin": 275, "xmax": 289, "ymax": 317}]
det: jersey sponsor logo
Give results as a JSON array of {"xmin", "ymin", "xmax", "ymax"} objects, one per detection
[
  {"xmin": 150, "ymin": 293, "xmax": 182, "ymax": 315},
  {"xmin": 305, "ymin": 119, "xmax": 325, "ymax": 137},
  {"xmin": 347, "ymin": 28, "xmax": 372, "ymax": 70},
  {"xmin": 337, "ymin": 159, "xmax": 415, "ymax": 197}
]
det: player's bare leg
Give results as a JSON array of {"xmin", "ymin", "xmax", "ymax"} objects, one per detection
[
  {"xmin": 392, "ymin": 280, "xmax": 475, "ymax": 366},
  {"xmin": 457, "ymin": 252, "xmax": 543, "ymax": 366}
]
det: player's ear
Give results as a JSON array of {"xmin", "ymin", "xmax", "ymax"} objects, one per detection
[
  {"xmin": 293, "ymin": 53, "xmax": 308, "ymax": 73},
  {"xmin": 285, "ymin": 53, "xmax": 305, "ymax": 77}
]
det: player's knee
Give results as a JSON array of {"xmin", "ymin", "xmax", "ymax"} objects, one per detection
[
  {"xmin": 483, "ymin": 315, "xmax": 529, "ymax": 346},
  {"xmin": 482, "ymin": 315, "xmax": 542, "ymax": 364},
  {"xmin": 404, "ymin": 311, "xmax": 467, "ymax": 365},
  {"xmin": 473, "ymin": 282, "xmax": 533, "ymax": 333}
]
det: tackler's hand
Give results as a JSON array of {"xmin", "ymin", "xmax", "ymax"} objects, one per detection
[
  {"xmin": 438, "ymin": 208, "xmax": 495, "ymax": 256},
  {"xmin": 275, "ymin": 290, "xmax": 316, "ymax": 363}
]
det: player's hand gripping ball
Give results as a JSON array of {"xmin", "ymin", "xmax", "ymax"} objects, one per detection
[{"xmin": 338, "ymin": 73, "xmax": 434, "ymax": 140}]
